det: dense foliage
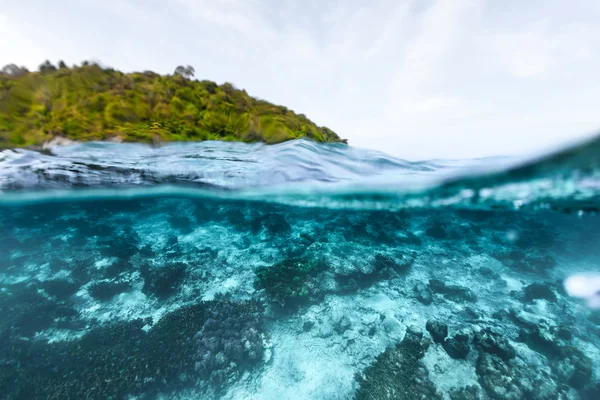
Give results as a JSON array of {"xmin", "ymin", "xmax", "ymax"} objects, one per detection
[{"xmin": 0, "ymin": 61, "xmax": 344, "ymax": 148}]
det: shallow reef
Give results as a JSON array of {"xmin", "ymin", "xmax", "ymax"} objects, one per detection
[
  {"xmin": 0, "ymin": 198, "xmax": 599, "ymax": 399},
  {"xmin": 355, "ymin": 326, "xmax": 441, "ymax": 399},
  {"xmin": 0, "ymin": 297, "xmax": 266, "ymax": 399}
]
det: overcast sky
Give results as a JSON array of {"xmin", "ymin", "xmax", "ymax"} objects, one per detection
[{"xmin": 1, "ymin": 0, "xmax": 599, "ymax": 159}]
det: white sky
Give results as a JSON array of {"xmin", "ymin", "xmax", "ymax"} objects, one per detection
[{"xmin": 1, "ymin": 0, "xmax": 599, "ymax": 159}]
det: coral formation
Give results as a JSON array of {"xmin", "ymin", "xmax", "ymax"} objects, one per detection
[
  {"xmin": 0, "ymin": 298, "xmax": 266, "ymax": 398},
  {"xmin": 0, "ymin": 195, "xmax": 598, "ymax": 399},
  {"xmin": 141, "ymin": 262, "xmax": 187, "ymax": 299},
  {"xmin": 254, "ymin": 257, "xmax": 326, "ymax": 309},
  {"xmin": 355, "ymin": 326, "xmax": 442, "ymax": 400}
]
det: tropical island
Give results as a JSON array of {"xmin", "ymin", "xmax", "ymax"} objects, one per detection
[{"xmin": 0, "ymin": 61, "xmax": 345, "ymax": 149}]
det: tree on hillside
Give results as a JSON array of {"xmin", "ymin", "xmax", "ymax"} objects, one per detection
[
  {"xmin": 1, "ymin": 64, "xmax": 29, "ymax": 77},
  {"xmin": 174, "ymin": 65, "xmax": 195, "ymax": 79},
  {"xmin": 58, "ymin": 60, "xmax": 68, "ymax": 69},
  {"xmin": 39, "ymin": 60, "xmax": 57, "ymax": 74}
]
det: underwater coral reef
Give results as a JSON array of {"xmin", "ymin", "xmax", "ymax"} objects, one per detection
[{"xmin": 1, "ymin": 195, "xmax": 599, "ymax": 399}]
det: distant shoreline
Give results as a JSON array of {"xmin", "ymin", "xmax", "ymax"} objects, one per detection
[{"xmin": 1, "ymin": 62, "xmax": 346, "ymax": 149}]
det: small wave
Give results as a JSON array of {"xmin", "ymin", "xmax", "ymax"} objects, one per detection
[{"xmin": 1, "ymin": 135, "xmax": 599, "ymax": 213}]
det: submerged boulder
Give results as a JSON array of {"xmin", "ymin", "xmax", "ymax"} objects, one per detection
[
  {"xmin": 141, "ymin": 262, "xmax": 187, "ymax": 299},
  {"xmin": 0, "ymin": 283, "xmax": 77, "ymax": 337},
  {"xmin": 250, "ymin": 212, "xmax": 291, "ymax": 235},
  {"xmin": 254, "ymin": 257, "xmax": 326, "ymax": 310},
  {"xmin": 476, "ymin": 353, "xmax": 523, "ymax": 399},
  {"xmin": 449, "ymin": 385, "xmax": 483, "ymax": 400},
  {"xmin": 443, "ymin": 333, "xmax": 471, "ymax": 359},
  {"xmin": 355, "ymin": 326, "xmax": 442, "ymax": 400},
  {"xmin": 167, "ymin": 214, "xmax": 194, "ymax": 234},
  {"xmin": 518, "ymin": 322, "xmax": 592, "ymax": 389},
  {"xmin": 425, "ymin": 221, "xmax": 448, "ymax": 239},
  {"xmin": 426, "ymin": 320, "xmax": 448, "ymax": 344},
  {"xmin": 429, "ymin": 279, "xmax": 478, "ymax": 303},
  {"xmin": 476, "ymin": 352, "xmax": 561, "ymax": 400},
  {"xmin": 522, "ymin": 282, "xmax": 557, "ymax": 302},
  {"xmin": 413, "ymin": 282, "xmax": 433, "ymax": 305},
  {"xmin": 556, "ymin": 346, "xmax": 593, "ymax": 389},
  {"xmin": 372, "ymin": 252, "xmax": 414, "ymax": 275},
  {"xmin": 334, "ymin": 315, "xmax": 352, "ymax": 335},
  {"xmin": 473, "ymin": 328, "xmax": 516, "ymax": 361},
  {"xmin": 38, "ymin": 279, "xmax": 80, "ymax": 301},
  {"xmin": 335, "ymin": 252, "xmax": 415, "ymax": 292},
  {"xmin": 88, "ymin": 280, "xmax": 132, "ymax": 301},
  {"xmin": 491, "ymin": 250, "xmax": 557, "ymax": 274}
]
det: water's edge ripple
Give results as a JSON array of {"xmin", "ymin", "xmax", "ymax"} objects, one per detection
[{"xmin": 1, "ymin": 136, "xmax": 599, "ymax": 212}]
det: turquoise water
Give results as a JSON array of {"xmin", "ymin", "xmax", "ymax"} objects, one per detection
[{"xmin": 1, "ymin": 138, "xmax": 599, "ymax": 399}]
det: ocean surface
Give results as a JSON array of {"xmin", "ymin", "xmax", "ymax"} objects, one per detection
[{"xmin": 1, "ymin": 138, "xmax": 599, "ymax": 399}]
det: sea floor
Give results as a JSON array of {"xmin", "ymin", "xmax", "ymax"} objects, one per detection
[{"xmin": 1, "ymin": 197, "xmax": 599, "ymax": 399}]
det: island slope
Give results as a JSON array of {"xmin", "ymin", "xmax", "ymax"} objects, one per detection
[{"xmin": 0, "ymin": 62, "xmax": 344, "ymax": 148}]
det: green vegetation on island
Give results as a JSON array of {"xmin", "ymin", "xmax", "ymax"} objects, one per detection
[{"xmin": 0, "ymin": 61, "xmax": 345, "ymax": 148}]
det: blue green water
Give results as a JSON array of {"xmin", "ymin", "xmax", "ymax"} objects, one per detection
[{"xmin": 1, "ymin": 138, "xmax": 599, "ymax": 399}]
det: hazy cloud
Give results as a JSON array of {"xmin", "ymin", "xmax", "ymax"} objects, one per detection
[{"xmin": 0, "ymin": 0, "xmax": 598, "ymax": 159}]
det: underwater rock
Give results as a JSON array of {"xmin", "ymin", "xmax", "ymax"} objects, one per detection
[
  {"xmin": 255, "ymin": 258, "xmax": 326, "ymax": 310},
  {"xmin": 355, "ymin": 326, "xmax": 441, "ymax": 400},
  {"xmin": 479, "ymin": 266, "xmax": 501, "ymax": 280},
  {"xmin": 397, "ymin": 231, "xmax": 423, "ymax": 246},
  {"xmin": 491, "ymin": 250, "xmax": 557, "ymax": 274},
  {"xmin": 518, "ymin": 323, "xmax": 564, "ymax": 355},
  {"xmin": 0, "ymin": 283, "xmax": 77, "ymax": 337},
  {"xmin": 68, "ymin": 260, "xmax": 92, "ymax": 284},
  {"xmin": 448, "ymin": 385, "xmax": 483, "ymax": 400},
  {"xmin": 335, "ymin": 252, "xmax": 415, "ymax": 292},
  {"xmin": 139, "ymin": 244, "xmax": 155, "ymax": 258},
  {"xmin": 476, "ymin": 353, "xmax": 523, "ymax": 400},
  {"xmin": 522, "ymin": 282, "xmax": 557, "ymax": 302},
  {"xmin": 473, "ymin": 328, "xmax": 516, "ymax": 361},
  {"xmin": 162, "ymin": 235, "xmax": 182, "ymax": 256},
  {"xmin": 48, "ymin": 257, "xmax": 70, "ymax": 273},
  {"xmin": 334, "ymin": 315, "xmax": 352, "ymax": 335},
  {"xmin": 425, "ymin": 220, "xmax": 447, "ymax": 239},
  {"xmin": 103, "ymin": 258, "xmax": 134, "ymax": 279},
  {"xmin": 586, "ymin": 310, "xmax": 600, "ymax": 325},
  {"xmin": 518, "ymin": 321, "xmax": 592, "ymax": 388},
  {"xmin": 263, "ymin": 213, "xmax": 292, "ymax": 234},
  {"xmin": 476, "ymin": 352, "xmax": 562, "ymax": 400},
  {"xmin": 219, "ymin": 207, "xmax": 247, "ymax": 231},
  {"xmin": 429, "ymin": 279, "xmax": 478, "ymax": 303},
  {"xmin": 525, "ymin": 254, "xmax": 558, "ymax": 271},
  {"xmin": 341, "ymin": 211, "xmax": 406, "ymax": 245},
  {"xmin": 316, "ymin": 323, "xmax": 334, "ymax": 338},
  {"xmin": 98, "ymin": 236, "xmax": 139, "ymax": 261},
  {"xmin": 425, "ymin": 320, "xmax": 448, "ymax": 344},
  {"xmin": 579, "ymin": 381, "xmax": 600, "ymax": 400},
  {"xmin": 38, "ymin": 279, "xmax": 80, "ymax": 300},
  {"xmin": 555, "ymin": 346, "xmax": 592, "ymax": 389},
  {"xmin": 302, "ymin": 319, "xmax": 315, "ymax": 332},
  {"xmin": 514, "ymin": 222, "xmax": 558, "ymax": 250},
  {"xmin": 382, "ymin": 314, "xmax": 403, "ymax": 338},
  {"xmin": 141, "ymin": 262, "xmax": 187, "ymax": 299},
  {"xmin": 442, "ymin": 333, "xmax": 471, "ymax": 359},
  {"xmin": 88, "ymin": 280, "xmax": 132, "ymax": 301},
  {"xmin": 413, "ymin": 282, "xmax": 433, "ymax": 305},
  {"xmin": 167, "ymin": 214, "xmax": 194, "ymax": 234},
  {"xmin": 253, "ymin": 212, "xmax": 291, "ymax": 234},
  {"xmin": 372, "ymin": 252, "xmax": 414, "ymax": 275}
]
